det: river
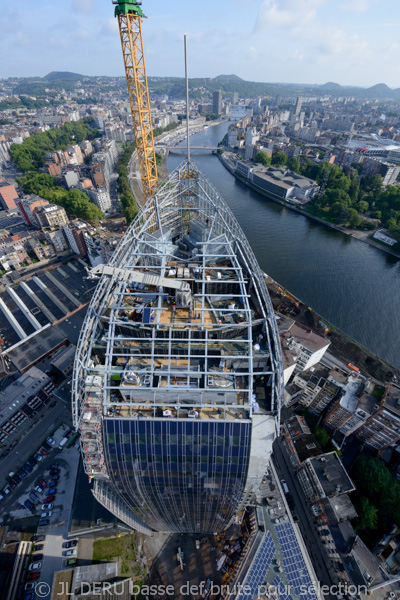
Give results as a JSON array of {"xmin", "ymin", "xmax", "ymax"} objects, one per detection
[{"xmin": 167, "ymin": 121, "xmax": 400, "ymax": 369}]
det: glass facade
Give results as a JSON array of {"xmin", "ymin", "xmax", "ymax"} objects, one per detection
[{"xmin": 103, "ymin": 418, "xmax": 252, "ymax": 533}]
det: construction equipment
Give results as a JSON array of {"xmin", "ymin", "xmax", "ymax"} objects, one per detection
[{"xmin": 114, "ymin": 0, "xmax": 158, "ymax": 205}]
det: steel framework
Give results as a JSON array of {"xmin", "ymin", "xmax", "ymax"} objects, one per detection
[
  {"xmin": 72, "ymin": 158, "xmax": 283, "ymax": 532},
  {"xmin": 117, "ymin": 9, "xmax": 158, "ymax": 206}
]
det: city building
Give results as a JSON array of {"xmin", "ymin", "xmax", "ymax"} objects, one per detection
[
  {"xmin": 0, "ymin": 183, "xmax": 18, "ymax": 211},
  {"xmin": 62, "ymin": 221, "xmax": 88, "ymax": 257},
  {"xmin": 0, "ymin": 366, "xmax": 54, "ymax": 445},
  {"xmin": 72, "ymin": 158, "xmax": 282, "ymax": 534},
  {"xmin": 44, "ymin": 228, "xmax": 69, "ymax": 253},
  {"xmin": 87, "ymin": 186, "xmax": 111, "ymax": 212},
  {"xmin": 213, "ymin": 90, "xmax": 222, "ymax": 115},
  {"xmin": 16, "ymin": 196, "xmax": 49, "ymax": 227},
  {"xmin": 35, "ymin": 204, "xmax": 69, "ymax": 229},
  {"xmin": 280, "ymin": 322, "xmax": 330, "ymax": 373},
  {"xmin": 50, "ymin": 345, "xmax": 76, "ymax": 378},
  {"xmin": 245, "ymin": 166, "xmax": 320, "ymax": 203},
  {"xmin": 294, "ymin": 96, "xmax": 303, "ymax": 118}
]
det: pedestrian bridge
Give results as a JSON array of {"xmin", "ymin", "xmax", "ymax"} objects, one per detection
[{"xmin": 155, "ymin": 145, "xmax": 220, "ymax": 151}]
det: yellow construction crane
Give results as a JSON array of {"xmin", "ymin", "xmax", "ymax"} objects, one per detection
[{"xmin": 114, "ymin": 1, "xmax": 158, "ymax": 205}]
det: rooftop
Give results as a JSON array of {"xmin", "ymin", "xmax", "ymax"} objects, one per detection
[{"xmin": 307, "ymin": 452, "xmax": 355, "ymax": 498}]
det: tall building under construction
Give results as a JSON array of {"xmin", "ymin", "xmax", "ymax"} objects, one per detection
[{"xmin": 72, "ymin": 158, "xmax": 283, "ymax": 534}]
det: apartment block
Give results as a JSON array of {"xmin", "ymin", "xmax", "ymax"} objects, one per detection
[{"xmin": 0, "ymin": 183, "xmax": 18, "ymax": 211}]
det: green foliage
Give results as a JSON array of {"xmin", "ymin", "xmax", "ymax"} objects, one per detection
[
  {"xmin": 354, "ymin": 497, "xmax": 379, "ymax": 531},
  {"xmin": 313, "ymin": 426, "xmax": 331, "ymax": 448},
  {"xmin": 255, "ymin": 151, "xmax": 271, "ymax": 167},
  {"xmin": 155, "ymin": 152, "xmax": 163, "ymax": 166},
  {"xmin": 206, "ymin": 113, "xmax": 219, "ymax": 121},
  {"xmin": 16, "ymin": 172, "xmax": 103, "ymax": 223},
  {"xmin": 287, "ymin": 157, "xmax": 301, "ymax": 173},
  {"xmin": 351, "ymin": 456, "xmax": 400, "ymax": 531},
  {"xmin": 271, "ymin": 152, "xmax": 287, "ymax": 167},
  {"xmin": 10, "ymin": 119, "xmax": 100, "ymax": 172},
  {"xmin": 116, "ymin": 143, "xmax": 139, "ymax": 225}
]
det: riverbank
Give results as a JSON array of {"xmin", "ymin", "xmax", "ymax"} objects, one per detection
[
  {"xmin": 218, "ymin": 152, "xmax": 400, "ymax": 260},
  {"xmin": 265, "ymin": 276, "xmax": 399, "ymax": 382}
]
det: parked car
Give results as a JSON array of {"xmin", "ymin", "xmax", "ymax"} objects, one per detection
[
  {"xmin": 26, "ymin": 572, "xmax": 40, "ymax": 580},
  {"xmin": 39, "ymin": 449, "xmax": 47, "ymax": 457},
  {"xmin": 50, "ymin": 475, "xmax": 59, "ymax": 482},
  {"xmin": 24, "ymin": 463, "xmax": 33, "ymax": 473},
  {"xmin": 3, "ymin": 486, "xmax": 10, "ymax": 495},
  {"xmin": 28, "ymin": 458, "xmax": 37, "ymax": 467},
  {"xmin": 46, "ymin": 488, "xmax": 56, "ymax": 496},
  {"xmin": 34, "ymin": 454, "xmax": 42, "ymax": 462},
  {"xmin": 42, "ymin": 442, "xmax": 51, "ymax": 452},
  {"xmin": 41, "ymin": 511, "xmax": 52, "ymax": 518},
  {"xmin": 22, "ymin": 594, "xmax": 35, "ymax": 600},
  {"xmin": 48, "ymin": 463, "xmax": 59, "ymax": 470},
  {"xmin": 64, "ymin": 558, "xmax": 76, "ymax": 567},
  {"xmin": 62, "ymin": 540, "xmax": 78, "ymax": 548},
  {"xmin": 47, "ymin": 437, "xmax": 56, "ymax": 446},
  {"xmin": 29, "ymin": 492, "xmax": 39, "ymax": 503},
  {"xmin": 18, "ymin": 469, "xmax": 27, "ymax": 479},
  {"xmin": 24, "ymin": 500, "xmax": 34, "ymax": 510},
  {"xmin": 9, "ymin": 480, "xmax": 17, "ymax": 489},
  {"xmin": 49, "ymin": 401, "xmax": 56, "ymax": 408},
  {"xmin": 28, "ymin": 562, "xmax": 41, "ymax": 571},
  {"xmin": 45, "ymin": 495, "xmax": 55, "ymax": 502},
  {"xmin": 34, "ymin": 544, "xmax": 44, "ymax": 551},
  {"xmin": 13, "ymin": 474, "xmax": 21, "ymax": 483},
  {"xmin": 31, "ymin": 534, "xmax": 45, "ymax": 542},
  {"xmin": 31, "ymin": 553, "xmax": 43, "ymax": 561},
  {"xmin": 39, "ymin": 479, "xmax": 47, "ymax": 488},
  {"xmin": 41, "ymin": 503, "xmax": 53, "ymax": 510},
  {"xmin": 63, "ymin": 549, "xmax": 76, "ymax": 556},
  {"xmin": 38, "ymin": 519, "xmax": 49, "ymax": 527},
  {"xmin": 34, "ymin": 486, "xmax": 43, "ymax": 493},
  {"xmin": 24, "ymin": 583, "xmax": 36, "ymax": 591}
]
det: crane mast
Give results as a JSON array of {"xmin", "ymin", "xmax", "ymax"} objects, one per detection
[{"xmin": 114, "ymin": 1, "xmax": 158, "ymax": 205}]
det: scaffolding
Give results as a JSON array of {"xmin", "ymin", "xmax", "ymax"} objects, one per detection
[{"xmin": 72, "ymin": 158, "xmax": 283, "ymax": 527}]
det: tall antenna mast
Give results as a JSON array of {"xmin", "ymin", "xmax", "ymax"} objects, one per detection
[{"xmin": 184, "ymin": 34, "xmax": 190, "ymax": 162}]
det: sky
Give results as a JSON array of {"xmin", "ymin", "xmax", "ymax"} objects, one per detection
[{"xmin": 2, "ymin": 0, "xmax": 400, "ymax": 87}]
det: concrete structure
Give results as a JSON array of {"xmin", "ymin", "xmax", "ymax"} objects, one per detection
[
  {"xmin": 87, "ymin": 186, "xmax": 111, "ymax": 212},
  {"xmin": 50, "ymin": 344, "xmax": 76, "ymax": 378},
  {"xmin": 213, "ymin": 90, "xmax": 222, "ymax": 115},
  {"xmin": 72, "ymin": 158, "xmax": 283, "ymax": 534},
  {"xmin": 281, "ymin": 322, "xmax": 330, "ymax": 374},
  {"xmin": 35, "ymin": 204, "xmax": 69, "ymax": 229},
  {"xmin": 62, "ymin": 221, "xmax": 88, "ymax": 257},
  {"xmin": 0, "ymin": 183, "xmax": 18, "ymax": 211},
  {"xmin": 239, "ymin": 163, "xmax": 320, "ymax": 203},
  {"xmin": 16, "ymin": 196, "xmax": 49, "ymax": 227},
  {"xmin": 0, "ymin": 366, "xmax": 54, "ymax": 444}
]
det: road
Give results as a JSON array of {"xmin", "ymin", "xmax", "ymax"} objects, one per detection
[
  {"xmin": 0, "ymin": 399, "xmax": 72, "ymax": 487},
  {"xmin": 273, "ymin": 439, "xmax": 337, "ymax": 600},
  {"xmin": 35, "ymin": 446, "xmax": 81, "ymax": 598}
]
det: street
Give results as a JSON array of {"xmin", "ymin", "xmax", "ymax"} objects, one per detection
[
  {"xmin": 273, "ymin": 439, "xmax": 337, "ymax": 600},
  {"xmin": 0, "ymin": 399, "xmax": 72, "ymax": 487}
]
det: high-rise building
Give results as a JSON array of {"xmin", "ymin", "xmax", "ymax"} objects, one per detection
[
  {"xmin": 213, "ymin": 90, "xmax": 222, "ymax": 115},
  {"xmin": 35, "ymin": 205, "xmax": 69, "ymax": 229},
  {"xmin": 16, "ymin": 196, "xmax": 49, "ymax": 226},
  {"xmin": 62, "ymin": 221, "xmax": 88, "ymax": 257},
  {"xmin": 72, "ymin": 159, "xmax": 282, "ymax": 535},
  {"xmin": 294, "ymin": 96, "xmax": 303, "ymax": 118},
  {"xmin": 0, "ymin": 183, "xmax": 18, "ymax": 211}
]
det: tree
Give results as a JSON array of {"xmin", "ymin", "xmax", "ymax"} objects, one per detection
[
  {"xmin": 313, "ymin": 426, "xmax": 331, "ymax": 448},
  {"xmin": 271, "ymin": 152, "xmax": 287, "ymax": 167},
  {"xmin": 348, "ymin": 208, "xmax": 362, "ymax": 229},
  {"xmin": 358, "ymin": 200, "xmax": 369, "ymax": 213},
  {"xmin": 287, "ymin": 157, "xmax": 300, "ymax": 173},
  {"xmin": 372, "ymin": 210, "xmax": 382, "ymax": 220},
  {"xmin": 354, "ymin": 497, "xmax": 378, "ymax": 531},
  {"xmin": 255, "ymin": 151, "xmax": 271, "ymax": 167}
]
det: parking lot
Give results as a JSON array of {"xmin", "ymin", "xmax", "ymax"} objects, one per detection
[{"xmin": 1, "ymin": 431, "xmax": 81, "ymax": 599}]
